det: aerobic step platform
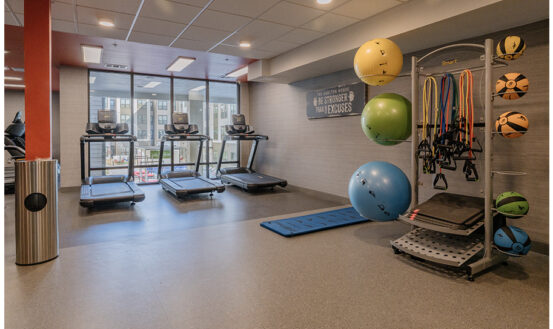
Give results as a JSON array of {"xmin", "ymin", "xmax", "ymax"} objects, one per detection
[{"xmin": 260, "ymin": 207, "xmax": 368, "ymax": 237}]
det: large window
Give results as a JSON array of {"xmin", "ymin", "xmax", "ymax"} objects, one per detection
[
  {"xmin": 88, "ymin": 71, "xmax": 132, "ymax": 178},
  {"xmin": 133, "ymin": 75, "xmax": 171, "ymax": 183},
  {"xmin": 209, "ymin": 82, "xmax": 238, "ymax": 176},
  {"xmin": 88, "ymin": 70, "xmax": 239, "ymax": 182}
]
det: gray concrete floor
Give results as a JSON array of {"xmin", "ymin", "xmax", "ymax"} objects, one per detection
[{"xmin": 5, "ymin": 185, "xmax": 549, "ymax": 329}]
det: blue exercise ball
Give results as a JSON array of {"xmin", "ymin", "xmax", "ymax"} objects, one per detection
[
  {"xmin": 348, "ymin": 161, "xmax": 411, "ymax": 221},
  {"xmin": 494, "ymin": 225, "xmax": 531, "ymax": 255}
]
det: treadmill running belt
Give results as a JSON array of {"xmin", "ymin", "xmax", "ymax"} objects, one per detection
[
  {"xmin": 90, "ymin": 182, "xmax": 133, "ymax": 196},
  {"xmin": 226, "ymin": 173, "xmax": 281, "ymax": 184},
  {"xmin": 169, "ymin": 177, "xmax": 216, "ymax": 189}
]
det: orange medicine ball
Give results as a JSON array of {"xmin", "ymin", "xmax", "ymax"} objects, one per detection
[
  {"xmin": 495, "ymin": 111, "xmax": 529, "ymax": 138},
  {"xmin": 496, "ymin": 73, "xmax": 529, "ymax": 100}
]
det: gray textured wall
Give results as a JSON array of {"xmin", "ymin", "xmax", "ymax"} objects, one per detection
[
  {"xmin": 59, "ymin": 66, "xmax": 89, "ymax": 187},
  {"xmin": 249, "ymin": 21, "xmax": 549, "ymax": 244}
]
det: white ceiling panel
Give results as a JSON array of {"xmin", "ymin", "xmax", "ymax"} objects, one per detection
[
  {"xmin": 76, "ymin": 0, "xmax": 142, "ymax": 15},
  {"xmin": 78, "ymin": 23, "xmax": 128, "ymax": 40},
  {"xmin": 212, "ymin": 44, "xmax": 275, "ymax": 59},
  {"xmin": 260, "ymin": 2, "xmax": 325, "ymax": 27},
  {"xmin": 52, "ymin": 19, "xmax": 76, "ymax": 33},
  {"xmin": 4, "ymin": 11, "xmax": 22, "ymax": 26},
  {"xmin": 209, "ymin": 0, "xmax": 281, "ymax": 18},
  {"xmin": 224, "ymin": 20, "xmax": 293, "ymax": 47},
  {"xmin": 302, "ymin": 12, "xmax": 358, "ymax": 33},
  {"xmin": 193, "ymin": 10, "xmax": 251, "ymax": 32},
  {"xmin": 77, "ymin": 6, "xmax": 135, "ymax": 29},
  {"xmin": 172, "ymin": 38, "xmax": 217, "ymax": 51},
  {"xmin": 132, "ymin": 16, "xmax": 186, "ymax": 37},
  {"xmin": 51, "ymin": 1, "xmax": 75, "ymax": 21},
  {"xmin": 259, "ymin": 40, "xmax": 300, "ymax": 53},
  {"xmin": 287, "ymin": 0, "xmax": 350, "ymax": 10},
  {"xmin": 128, "ymin": 31, "xmax": 175, "ymax": 46},
  {"xmin": 141, "ymin": 0, "xmax": 202, "ymax": 24},
  {"xmin": 332, "ymin": 0, "xmax": 401, "ymax": 20},
  {"xmin": 170, "ymin": 0, "xmax": 212, "ymax": 7},
  {"xmin": 5, "ymin": 0, "xmax": 23, "ymax": 14},
  {"xmin": 179, "ymin": 26, "xmax": 230, "ymax": 42},
  {"xmin": 277, "ymin": 28, "xmax": 324, "ymax": 44}
]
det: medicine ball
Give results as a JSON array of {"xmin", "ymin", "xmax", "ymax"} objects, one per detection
[
  {"xmin": 495, "ymin": 191, "xmax": 529, "ymax": 218},
  {"xmin": 360, "ymin": 93, "xmax": 412, "ymax": 146},
  {"xmin": 494, "ymin": 225, "xmax": 531, "ymax": 255},
  {"xmin": 495, "ymin": 111, "xmax": 528, "ymax": 138},
  {"xmin": 354, "ymin": 38, "xmax": 403, "ymax": 86},
  {"xmin": 496, "ymin": 73, "xmax": 529, "ymax": 100},
  {"xmin": 496, "ymin": 36, "xmax": 526, "ymax": 60}
]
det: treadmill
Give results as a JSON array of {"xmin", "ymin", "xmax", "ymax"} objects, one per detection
[
  {"xmin": 80, "ymin": 109, "xmax": 145, "ymax": 208},
  {"xmin": 216, "ymin": 114, "xmax": 287, "ymax": 191},
  {"xmin": 157, "ymin": 113, "xmax": 225, "ymax": 198}
]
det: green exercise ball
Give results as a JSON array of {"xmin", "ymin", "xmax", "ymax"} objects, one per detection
[{"xmin": 361, "ymin": 93, "xmax": 412, "ymax": 146}]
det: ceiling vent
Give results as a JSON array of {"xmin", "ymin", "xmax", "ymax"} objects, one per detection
[{"xmin": 104, "ymin": 63, "xmax": 128, "ymax": 70}]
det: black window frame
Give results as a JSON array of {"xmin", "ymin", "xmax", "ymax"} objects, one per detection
[{"xmin": 87, "ymin": 69, "xmax": 240, "ymax": 182}]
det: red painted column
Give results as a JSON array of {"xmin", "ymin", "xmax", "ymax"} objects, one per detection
[{"xmin": 24, "ymin": 0, "xmax": 52, "ymax": 160}]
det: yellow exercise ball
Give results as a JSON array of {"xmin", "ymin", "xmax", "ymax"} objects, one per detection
[{"xmin": 354, "ymin": 38, "xmax": 403, "ymax": 86}]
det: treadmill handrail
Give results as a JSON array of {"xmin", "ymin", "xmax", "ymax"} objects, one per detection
[
  {"xmin": 80, "ymin": 133, "xmax": 137, "ymax": 183},
  {"xmin": 80, "ymin": 134, "xmax": 137, "ymax": 142},
  {"xmin": 157, "ymin": 133, "xmax": 206, "ymax": 178},
  {"xmin": 163, "ymin": 134, "xmax": 209, "ymax": 142},
  {"xmin": 224, "ymin": 134, "xmax": 268, "ymax": 141}
]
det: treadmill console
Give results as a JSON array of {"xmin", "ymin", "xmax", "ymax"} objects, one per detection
[
  {"xmin": 225, "ymin": 114, "xmax": 254, "ymax": 135},
  {"xmin": 86, "ymin": 110, "xmax": 129, "ymax": 134},
  {"xmin": 165, "ymin": 113, "xmax": 199, "ymax": 135}
]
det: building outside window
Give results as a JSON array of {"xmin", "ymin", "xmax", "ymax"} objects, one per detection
[{"xmin": 88, "ymin": 70, "xmax": 238, "ymax": 182}]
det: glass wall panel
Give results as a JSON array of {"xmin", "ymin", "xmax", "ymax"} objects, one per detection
[
  {"xmin": 173, "ymin": 79, "xmax": 207, "ymax": 174},
  {"xmin": 88, "ymin": 71, "xmax": 240, "ymax": 183},
  {"xmin": 208, "ymin": 82, "xmax": 238, "ymax": 177},
  {"xmin": 88, "ymin": 71, "xmax": 131, "ymax": 176},
  {"xmin": 133, "ymin": 75, "xmax": 171, "ymax": 183}
]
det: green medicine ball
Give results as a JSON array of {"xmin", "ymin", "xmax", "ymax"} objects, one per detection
[
  {"xmin": 495, "ymin": 191, "xmax": 529, "ymax": 218},
  {"xmin": 361, "ymin": 93, "xmax": 412, "ymax": 146}
]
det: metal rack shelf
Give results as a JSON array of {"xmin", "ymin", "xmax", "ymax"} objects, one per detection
[
  {"xmin": 398, "ymin": 214, "xmax": 484, "ymax": 236},
  {"xmin": 391, "ymin": 228, "xmax": 484, "ymax": 268},
  {"xmin": 391, "ymin": 39, "xmax": 510, "ymax": 280}
]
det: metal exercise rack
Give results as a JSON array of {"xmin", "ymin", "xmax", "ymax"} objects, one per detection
[{"xmin": 390, "ymin": 39, "xmax": 509, "ymax": 280}]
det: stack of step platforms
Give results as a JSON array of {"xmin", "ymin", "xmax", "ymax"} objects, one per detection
[{"xmin": 392, "ymin": 193, "xmax": 489, "ymax": 268}]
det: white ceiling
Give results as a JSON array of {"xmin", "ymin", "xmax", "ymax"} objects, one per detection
[{"xmin": 4, "ymin": 0, "xmax": 409, "ymax": 59}]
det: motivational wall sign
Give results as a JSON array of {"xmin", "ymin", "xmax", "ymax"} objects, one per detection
[{"xmin": 306, "ymin": 83, "xmax": 366, "ymax": 119}]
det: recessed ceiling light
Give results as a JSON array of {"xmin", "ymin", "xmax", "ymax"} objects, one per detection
[
  {"xmin": 5, "ymin": 76, "xmax": 22, "ymax": 81},
  {"xmin": 89, "ymin": 76, "xmax": 96, "ymax": 84},
  {"xmin": 143, "ymin": 81, "xmax": 161, "ymax": 88},
  {"xmin": 190, "ymin": 85, "xmax": 206, "ymax": 92},
  {"xmin": 317, "ymin": 0, "xmax": 332, "ymax": 4},
  {"xmin": 225, "ymin": 66, "xmax": 248, "ymax": 78},
  {"xmin": 98, "ymin": 19, "xmax": 115, "ymax": 27},
  {"xmin": 166, "ymin": 56, "xmax": 195, "ymax": 72},
  {"xmin": 81, "ymin": 45, "xmax": 103, "ymax": 64},
  {"xmin": 152, "ymin": 93, "xmax": 157, "ymax": 96},
  {"xmin": 5, "ymin": 84, "xmax": 25, "ymax": 88},
  {"xmin": 239, "ymin": 41, "xmax": 251, "ymax": 48}
]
